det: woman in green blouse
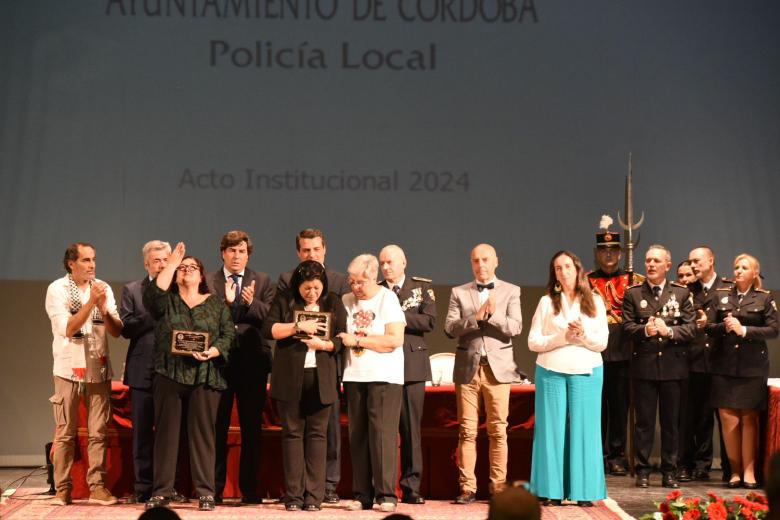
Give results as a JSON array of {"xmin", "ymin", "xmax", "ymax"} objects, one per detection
[{"xmin": 143, "ymin": 242, "xmax": 234, "ymax": 511}]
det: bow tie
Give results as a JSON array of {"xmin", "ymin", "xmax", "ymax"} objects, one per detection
[{"xmin": 477, "ymin": 282, "xmax": 494, "ymax": 292}]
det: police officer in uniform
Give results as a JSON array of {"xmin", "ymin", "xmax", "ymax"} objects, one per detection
[
  {"xmin": 379, "ymin": 244, "xmax": 436, "ymax": 504},
  {"xmin": 677, "ymin": 246, "xmax": 732, "ymax": 482},
  {"xmin": 705, "ymin": 253, "xmax": 778, "ymax": 489},
  {"xmin": 587, "ymin": 216, "xmax": 642, "ymax": 476},
  {"xmin": 622, "ymin": 245, "xmax": 696, "ymax": 488}
]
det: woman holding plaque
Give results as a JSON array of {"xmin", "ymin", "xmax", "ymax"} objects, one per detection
[
  {"xmin": 706, "ymin": 253, "xmax": 777, "ymax": 489},
  {"xmin": 527, "ymin": 251, "xmax": 608, "ymax": 506},
  {"xmin": 338, "ymin": 254, "xmax": 406, "ymax": 513},
  {"xmin": 143, "ymin": 242, "xmax": 234, "ymax": 512},
  {"xmin": 263, "ymin": 260, "xmax": 347, "ymax": 511}
]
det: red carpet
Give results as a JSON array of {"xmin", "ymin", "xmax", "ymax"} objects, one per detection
[{"xmin": 0, "ymin": 491, "xmax": 630, "ymax": 519}]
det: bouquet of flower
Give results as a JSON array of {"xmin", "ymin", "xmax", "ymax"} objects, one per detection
[{"xmin": 640, "ymin": 490, "xmax": 768, "ymax": 520}]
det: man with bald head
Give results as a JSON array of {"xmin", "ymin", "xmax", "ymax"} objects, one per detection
[
  {"xmin": 379, "ymin": 245, "xmax": 436, "ymax": 504},
  {"xmin": 445, "ymin": 244, "xmax": 522, "ymax": 503},
  {"xmin": 678, "ymin": 246, "xmax": 732, "ymax": 482}
]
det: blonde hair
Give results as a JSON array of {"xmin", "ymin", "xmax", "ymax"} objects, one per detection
[{"xmin": 734, "ymin": 253, "xmax": 762, "ymax": 290}]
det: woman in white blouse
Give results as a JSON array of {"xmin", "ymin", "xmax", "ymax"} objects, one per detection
[{"xmin": 527, "ymin": 251, "xmax": 608, "ymax": 506}]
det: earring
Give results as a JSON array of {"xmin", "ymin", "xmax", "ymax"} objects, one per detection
[{"xmin": 554, "ymin": 282, "xmax": 562, "ymax": 293}]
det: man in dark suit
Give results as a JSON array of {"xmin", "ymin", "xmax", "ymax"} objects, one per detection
[
  {"xmin": 379, "ymin": 244, "xmax": 436, "ymax": 505},
  {"xmin": 445, "ymin": 244, "xmax": 522, "ymax": 503},
  {"xmin": 276, "ymin": 228, "xmax": 350, "ymax": 503},
  {"xmin": 119, "ymin": 240, "xmax": 171, "ymax": 503},
  {"xmin": 209, "ymin": 230, "xmax": 274, "ymax": 503},
  {"xmin": 678, "ymin": 246, "xmax": 732, "ymax": 482},
  {"xmin": 622, "ymin": 244, "xmax": 696, "ymax": 488}
]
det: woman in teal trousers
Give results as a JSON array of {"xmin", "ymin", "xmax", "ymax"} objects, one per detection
[{"xmin": 527, "ymin": 251, "xmax": 608, "ymax": 506}]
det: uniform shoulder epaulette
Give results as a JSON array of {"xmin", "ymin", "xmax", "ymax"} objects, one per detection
[
  {"xmin": 670, "ymin": 281, "xmax": 687, "ymax": 288},
  {"xmin": 716, "ymin": 287, "xmax": 731, "ymax": 291},
  {"xmin": 756, "ymin": 288, "xmax": 770, "ymax": 294},
  {"xmin": 411, "ymin": 276, "xmax": 432, "ymax": 283},
  {"xmin": 627, "ymin": 282, "xmax": 643, "ymax": 289},
  {"xmin": 720, "ymin": 277, "xmax": 735, "ymax": 284}
]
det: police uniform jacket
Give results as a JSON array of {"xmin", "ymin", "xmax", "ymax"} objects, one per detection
[
  {"xmin": 686, "ymin": 277, "xmax": 732, "ymax": 373},
  {"xmin": 705, "ymin": 286, "xmax": 778, "ymax": 378},
  {"xmin": 381, "ymin": 277, "xmax": 436, "ymax": 383},
  {"xmin": 622, "ymin": 280, "xmax": 696, "ymax": 380}
]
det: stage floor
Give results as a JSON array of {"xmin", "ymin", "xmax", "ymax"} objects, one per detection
[{"xmin": 0, "ymin": 467, "xmax": 766, "ymax": 519}]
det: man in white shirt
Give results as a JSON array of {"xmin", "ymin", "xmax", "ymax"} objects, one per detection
[
  {"xmin": 45, "ymin": 242, "xmax": 122, "ymax": 506},
  {"xmin": 445, "ymin": 244, "xmax": 522, "ymax": 503}
]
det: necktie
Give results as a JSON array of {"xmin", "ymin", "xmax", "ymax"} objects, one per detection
[
  {"xmin": 652, "ymin": 286, "xmax": 661, "ymax": 300},
  {"xmin": 738, "ymin": 293, "xmax": 744, "ymax": 304},
  {"xmin": 477, "ymin": 282, "xmax": 494, "ymax": 292},
  {"xmin": 230, "ymin": 274, "xmax": 241, "ymax": 319},
  {"xmin": 392, "ymin": 285, "xmax": 401, "ymax": 302}
]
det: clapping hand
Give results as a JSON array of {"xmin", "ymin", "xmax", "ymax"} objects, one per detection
[
  {"xmin": 695, "ymin": 309, "xmax": 707, "ymax": 329},
  {"xmin": 241, "ymin": 280, "xmax": 255, "ymax": 305},
  {"xmin": 724, "ymin": 312, "xmax": 745, "ymax": 336},
  {"xmin": 565, "ymin": 318, "xmax": 584, "ymax": 343}
]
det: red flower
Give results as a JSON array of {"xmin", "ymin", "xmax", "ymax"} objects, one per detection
[
  {"xmin": 682, "ymin": 509, "xmax": 701, "ymax": 520},
  {"xmin": 707, "ymin": 492, "xmax": 724, "ymax": 503},
  {"xmin": 659, "ymin": 502, "xmax": 670, "ymax": 513},
  {"xmin": 666, "ymin": 489, "xmax": 683, "ymax": 501},
  {"xmin": 707, "ymin": 501, "xmax": 728, "ymax": 520},
  {"xmin": 662, "ymin": 513, "xmax": 676, "ymax": 520}
]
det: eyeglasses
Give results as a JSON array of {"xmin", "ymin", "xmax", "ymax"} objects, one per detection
[{"xmin": 177, "ymin": 265, "xmax": 199, "ymax": 273}]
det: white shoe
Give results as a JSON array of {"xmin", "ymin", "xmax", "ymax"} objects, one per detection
[{"xmin": 379, "ymin": 502, "xmax": 397, "ymax": 513}]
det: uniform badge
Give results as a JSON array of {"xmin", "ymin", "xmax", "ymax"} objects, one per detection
[
  {"xmin": 721, "ymin": 296, "xmax": 729, "ymax": 304},
  {"xmin": 772, "ymin": 301, "xmax": 777, "ymax": 311},
  {"xmin": 640, "ymin": 299, "xmax": 647, "ymax": 309},
  {"xmin": 401, "ymin": 288, "xmax": 423, "ymax": 311},
  {"xmin": 427, "ymin": 288, "xmax": 436, "ymax": 301}
]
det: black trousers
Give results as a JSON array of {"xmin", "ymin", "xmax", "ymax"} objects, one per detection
[
  {"xmin": 601, "ymin": 360, "xmax": 630, "ymax": 467},
  {"xmin": 399, "ymin": 381, "xmax": 425, "ymax": 497},
  {"xmin": 152, "ymin": 376, "xmax": 221, "ymax": 498},
  {"xmin": 345, "ymin": 382, "xmax": 403, "ymax": 506},
  {"xmin": 633, "ymin": 378, "xmax": 683, "ymax": 475},
  {"xmin": 214, "ymin": 358, "xmax": 269, "ymax": 499},
  {"xmin": 679, "ymin": 371, "xmax": 715, "ymax": 472},
  {"xmin": 325, "ymin": 386, "xmax": 342, "ymax": 493},
  {"xmin": 277, "ymin": 369, "xmax": 332, "ymax": 507},
  {"xmin": 130, "ymin": 386, "xmax": 154, "ymax": 497}
]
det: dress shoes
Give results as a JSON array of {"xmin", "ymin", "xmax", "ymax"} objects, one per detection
[
  {"xmin": 538, "ymin": 498, "xmax": 562, "ymax": 506},
  {"xmin": 743, "ymin": 481, "xmax": 760, "ymax": 490},
  {"xmin": 285, "ymin": 503, "xmax": 302, "ymax": 511},
  {"xmin": 662, "ymin": 475, "xmax": 680, "ymax": 489},
  {"xmin": 323, "ymin": 490, "xmax": 340, "ymax": 504},
  {"xmin": 198, "ymin": 495, "xmax": 216, "ymax": 511},
  {"xmin": 303, "ymin": 504, "xmax": 321, "ymax": 511},
  {"xmin": 692, "ymin": 469, "xmax": 711, "ymax": 481},
  {"xmin": 378, "ymin": 502, "xmax": 397, "ymax": 513},
  {"xmin": 608, "ymin": 462, "xmax": 628, "ymax": 476},
  {"xmin": 578, "ymin": 501, "xmax": 594, "ymax": 507},
  {"xmin": 677, "ymin": 468, "xmax": 692, "ymax": 482},
  {"xmin": 726, "ymin": 479, "xmax": 743, "ymax": 489},
  {"xmin": 146, "ymin": 496, "xmax": 171, "ymax": 510},
  {"xmin": 635, "ymin": 475, "xmax": 650, "ymax": 488},
  {"xmin": 171, "ymin": 490, "xmax": 190, "ymax": 503},
  {"xmin": 403, "ymin": 493, "xmax": 425, "ymax": 504},
  {"xmin": 455, "ymin": 491, "xmax": 477, "ymax": 505}
]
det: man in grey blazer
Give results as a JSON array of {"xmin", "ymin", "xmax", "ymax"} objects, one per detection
[{"xmin": 444, "ymin": 244, "xmax": 522, "ymax": 504}]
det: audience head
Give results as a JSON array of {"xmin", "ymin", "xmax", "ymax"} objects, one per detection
[{"xmin": 488, "ymin": 484, "xmax": 541, "ymax": 520}]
